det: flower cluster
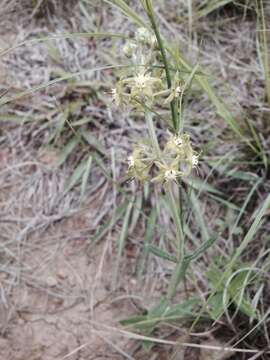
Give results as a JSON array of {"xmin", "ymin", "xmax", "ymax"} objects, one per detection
[
  {"xmin": 127, "ymin": 133, "xmax": 199, "ymax": 184},
  {"xmin": 110, "ymin": 27, "xmax": 181, "ymax": 110},
  {"xmin": 108, "ymin": 27, "xmax": 200, "ymax": 184}
]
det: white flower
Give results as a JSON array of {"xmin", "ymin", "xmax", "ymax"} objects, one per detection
[
  {"xmin": 191, "ymin": 154, "xmax": 199, "ymax": 167},
  {"xmin": 127, "ymin": 155, "xmax": 135, "ymax": 168},
  {"xmin": 164, "ymin": 169, "xmax": 179, "ymax": 182},
  {"xmin": 135, "ymin": 27, "xmax": 156, "ymax": 47},
  {"xmin": 175, "ymin": 86, "xmax": 182, "ymax": 97},
  {"xmin": 122, "ymin": 71, "xmax": 162, "ymax": 105},
  {"xmin": 134, "ymin": 73, "xmax": 149, "ymax": 89},
  {"xmin": 165, "ymin": 133, "xmax": 183, "ymax": 152},
  {"xmin": 123, "ymin": 41, "xmax": 137, "ymax": 58},
  {"xmin": 173, "ymin": 135, "xmax": 183, "ymax": 147},
  {"xmin": 110, "ymin": 84, "xmax": 125, "ymax": 108}
]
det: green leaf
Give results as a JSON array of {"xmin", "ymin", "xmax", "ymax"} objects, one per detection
[
  {"xmin": 227, "ymin": 270, "xmax": 258, "ymax": 318},
  {"xmin": 129, "ymin": 193, "xmax": 143, "ymax": 233},
  {"xmin": 226, "ymin": 170, "xmax": 259, "ymax": 181},
  {"xmin": 169, "ymin": 47, "xmax": 259, "ymax": 154},
  {"xmin": 80, "ymin": 154, "xmax": 93, "ymax": 198},
  {"xmin": 208, "ymin": 292, "xmax": 224, "ymax": 320},
  {"xmin": 120, "ymin": 297, "xmax": 199, "ymax": 330},
  {"xmin": 65, "ymin": 158, "xmax": 88, "ymax": 193},
  {"xmin": 112, "ymin": 198, "xmax": 134, "ymax": 289},
  {"xmin": 207, "ymin": 264, "xmax": 225, "ymax": 292},
  {"xmin": 56, "ymin": 137, "xmax": 79, "ymax": 167},
  {"xmin": 185, "ymin": 177, "xmax": 223, "ymax": 195},
  {"xmin": 80, "ymin": 130, "xmax": 107, "ymax": 155},
  {"xmin": 164, "ymin": 298, "xmax": 199, "ymax": 319},
  {"xmin": 186, "ymin": 233, "xmax": 219, "ymax": 262},
  {"xmin": 227, "ymin": 194, "xmax": 270, "ymax": 271},
  {"xmin": 137, "ymin": 208, "xmax": 157, "ymax": 276},
  {"xmin": 197, "ymin": 0, "xmax": 233, "ymax": 19},
  {"xmin": 120, "ymin": 314, "xmax": 147, "ymax": 327},
  {"xmin": 233, "ymin": 294, "xmax": 257, "ymax": 318},
  {"xmin": 105, "ymin": 0, "xmax": 149, "ymax": 29},
  {"xmin": 147, "ymin": 244, "xmax": 177, "ymax": 263}
]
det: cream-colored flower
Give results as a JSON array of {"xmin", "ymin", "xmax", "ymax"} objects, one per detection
[
  {"xmin": 175, "ymin": 86, "xmax": 182, "ymax": 97},
  {"xmin": 164, "ymin": 169, "xmax": 179, "ymax": 182},
  {"xmin": 174, "ymin": 135, "xmax": 183, "ymax": 146},
  {"xmin": 127, "ymin": 155, "xmax": 135, "ymax": 168},
  {"xmin": 166, "ymin": 133, "xmax": 183, "ymax": 148},
  {"xmin": 135, "ymin": 27, "xmax": 156, "ymax": 47},
  {"xmin": 164, "ymin": 72, "xmax": 183, "ymax": 104},
  {"xmin": 165, "ymin": 133, "xmax": 185, "ymax": 156},
  {"xmin": 191, "ymin": 154, "xmax": 199, "ymax": 167},
  {"xmin": 126, "ymin": 146, "xmax": 153, "ymax": 182},
  {"xmin": 123, "ymin": 41, "xmax": 137, "ymax": 58},
  {"xmin": 122, "ymin": 71, "xmax": 162, "ymax": 104},
  {"xmin": 164, "ymin": 132, "xmax": 200, "ymax": 177},
  {"xmin": 110, "ymin": 83, "xmax": 126, "ymax": 108},
  {"xmin": 152, "ymin": 160, "xmax": 182, "ymax": 183}
]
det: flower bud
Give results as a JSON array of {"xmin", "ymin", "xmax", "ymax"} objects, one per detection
[
  {"xmin": 123, "ymin": 41, "xmax": 137, "ymax": 58},
  {"xmin": 135, "ymin": 27, "xmax": 156, "ymax": 47}
]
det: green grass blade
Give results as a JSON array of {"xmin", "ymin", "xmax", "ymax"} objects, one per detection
[
  {"xmin": 80, "ymin": 154, "xmax": 93, "ymax": 199},
  {"xmin": 56, "ymin": 137, "xmax": 79, "ymax": 167},
  {"xmin": 169, "ymin": 48, "xmax": 259, "ymax": 154},
  {"xmin": 191, "ymin": 194, "xmax": 270, "ymax": 329},
  {"xmin": 257, "ymin": 0, "xmax": 270, "ymax": 109},
  {"xmin": 147, "ymin": 244, "xmax": 177, "ymax": 263},
  {"xmin": 137, "ymin": 208, "xmax": 157, "ymax": 277},
  {"xmin": 229, "ymin": 178, "xmax": 262, "ymax": 240},
  {"xmin": 0, "ymin": 32, "xmax": 127, "ymax": 58},
  {"xmin": 112, "ymin": 198, "xmax": 134, "ymax": 290},
  {"xmin": 105, "ymin": 0, "xmax": 148, "ymax": 28},
  {"xmin": 227, "ymin": 194, "xmax": 270, "ymax": 271},
  {"xmin": 0, "ymin": 64, "xmax": 129, "ymax": 107},
  {"xmin": 65, "ymin": 158, "xmax": 88, "ymax": 193},
  {"xmin": 197, "ymin": 0, "xmax": 233, "ymax": 19}
]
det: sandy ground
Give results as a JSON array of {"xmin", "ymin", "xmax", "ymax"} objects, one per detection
[
  {"xmin": 0, "ymin": 10, "xmax": 133, "ymax": 357},
  {"xmin": 0, "ymin": 130, "xmax": 126, "ymax": 359}
]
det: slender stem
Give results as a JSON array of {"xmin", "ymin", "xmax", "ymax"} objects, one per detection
[
  {"xmin": 167, "ymin": 185, "xmax": 184, "ymax": 257},
  {"xmin": 144, "ymin": 1, "xmax": 186, "ymax": 301},
  {"xmin": 145, "ymin": 111, "xmax": 161, "ymax": 158},
  {"xmin": 166, "ymin": 184, "xmax": 185, "ymax": 300},
  {"xmin": 154, "ymin": 89, "xmax": 170, "ymax": 97},
  {"xmin": 144, "ymin": 1, "xmax": 178, "ymax": 131}
]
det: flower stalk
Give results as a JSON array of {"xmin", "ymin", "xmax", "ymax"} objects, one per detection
[
  {"xmin": 166, "ymin": 183, "xmax": 186, "ymax": 300},
  {"xmin": 143, "ymin": 0, "xmax": 178, "ymax": 131},
  {"xmin": 109, "ymin": 4, "xmax": 201, "ymax": 301},
  {"xmin": 145, "ymin": 110, "xmax": 161, "ymax": 159}
]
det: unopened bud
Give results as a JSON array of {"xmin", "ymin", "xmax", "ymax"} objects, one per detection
[{"xmin": 123, "ymin": 41, "xmax": 137, "ymax": 58}]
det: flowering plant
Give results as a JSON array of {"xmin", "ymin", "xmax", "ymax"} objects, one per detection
[{"xmin": 109, "ymin": 1, "xmax": 206, "ymax": 311}]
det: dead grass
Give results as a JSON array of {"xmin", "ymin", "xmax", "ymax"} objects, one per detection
[{"xmin": 0, "ymin": 0, "xmax": 270, "ymax": 359}]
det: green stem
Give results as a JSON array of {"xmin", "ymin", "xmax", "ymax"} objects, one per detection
[
  {"xmin": 145, "ymin": 111, "xmax": 161, "ymax": 158},
  {"xmin": 144, "ymin": 1, "xmax": 178, "ymax": 131},
  {"xmin": 166, "ymin": 184, "xmax": 185, "ymax": 300},
  {"xmin": 146, "ymin": 111, "xmax": 186, "ymax": 300}
]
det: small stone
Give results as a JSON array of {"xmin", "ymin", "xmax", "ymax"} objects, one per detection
[
  {"xmin": 17, "ymin": 318, "xmax": 25, "ymax": 325},
  {"xmin": 56, "ymin": 270, "xmax": 68, "ymax": 280},
  {"xmin": 46, "ymin": 276, "xmax": 57, "ymax": 287}
]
